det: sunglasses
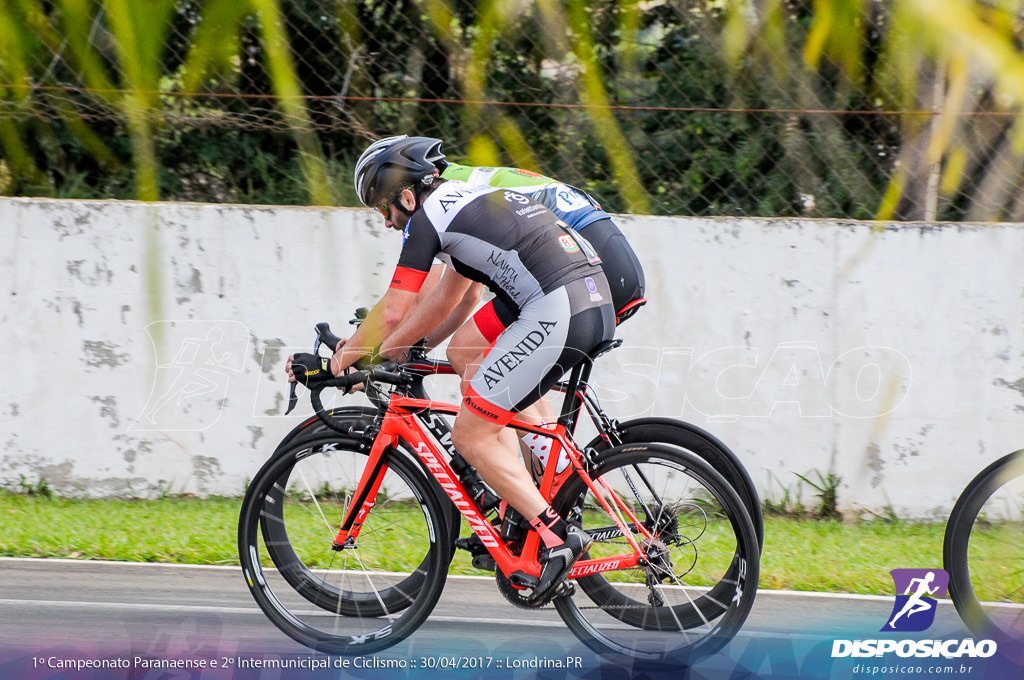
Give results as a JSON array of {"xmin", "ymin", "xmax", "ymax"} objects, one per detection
[{"xmin": 375, "ymin": 185, "xmax": 414, "ymax": 218}]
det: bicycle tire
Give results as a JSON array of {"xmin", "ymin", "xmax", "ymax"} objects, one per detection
[
  {"xmin": 551, "ymin": 442, "xmax": 759, "ymax": 664},
  {"xmin": 943, "ymin": 449, "xmax": 1024, "ymax": 646},
  {"xmin": 586, "ymin": 418, "xmax": 763, "ymax": 551},
  {"xmin": 289, "ymin": 405, "xmax": 464, "ymax": 550},
  {"xmin": 261, "ymin": 411, "xmax": 462, "ymax": 617},
  {"xmin": 273, "ymin": 405, "xmax": 379, "ymax": 451},
  {"xmin": 239, "ymin": 433, "xmax": 451, "ymax": 655}
]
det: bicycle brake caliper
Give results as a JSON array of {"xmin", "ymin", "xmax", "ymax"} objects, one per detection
[{"xmin": 332, "ymin": 500, "xmax": 375, "ymax": 550}]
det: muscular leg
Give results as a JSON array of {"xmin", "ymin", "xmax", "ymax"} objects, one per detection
[
  {"xmin": 448, "ymin": 321, "xmax": 558, "ymax": 480},
  {"xmin": 450, "ymin": 286, "xmax": 606, "ymax": 599},
  {"xmin": 451, "ymin": 406, "xmax": 549, "ymax": 519}
]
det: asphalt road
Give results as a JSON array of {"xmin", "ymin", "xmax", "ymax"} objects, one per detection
[{"xmin": 0, "ymin": 558, "xmax": 986, "ymax": 680}]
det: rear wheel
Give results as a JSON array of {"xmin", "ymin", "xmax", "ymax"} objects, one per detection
[
  {"xmin": 944, "ymin": 450, "xmax": 1024, "ymax": 650},
  {"xmin": 551, "ymin": 442, "xmax": 759, "ymax": 664},
  {"xmin": 239, "ymin": 434, "xmax": 451, "ymax": 655},
  {"xmin": 587, "ymin": 418, "xmax": 763, "ymax": 551}
]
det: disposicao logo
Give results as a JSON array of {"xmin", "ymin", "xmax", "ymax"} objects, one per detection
[
  {"xmin": 882, "ymin": 568, "xmax": 949, "ymax": 633},
  {"xmin": 831, "ymin": 567, "xmax": 997, "ymax": 660}
]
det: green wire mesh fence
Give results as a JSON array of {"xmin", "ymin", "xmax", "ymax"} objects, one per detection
[{"xmin": 1, "ymin": 0, "xmax": 1022, "ymax": 220}]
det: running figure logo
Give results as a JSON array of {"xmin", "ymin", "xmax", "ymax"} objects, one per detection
[
  {"xmin": 882, "ymin": 568, "xmax": 949, "ymax": 632},
  {"xmin": 131, "ymin": 321, "xmax": 249, "ymax": 432}
]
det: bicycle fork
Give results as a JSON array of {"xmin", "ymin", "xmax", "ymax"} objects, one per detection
[{"xmin": 330, "ymin": 432, "xmax": 393, "ymax": 551}]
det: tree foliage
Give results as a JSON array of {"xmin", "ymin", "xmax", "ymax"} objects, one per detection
[{"xmin": 0, "ymin": 0, "xmax": 1022, "ymax": 220}]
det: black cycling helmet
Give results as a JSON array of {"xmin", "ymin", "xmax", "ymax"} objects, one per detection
[{"xmin": 353, "ymin": 135, "xmax": 447, "ymax": 207}]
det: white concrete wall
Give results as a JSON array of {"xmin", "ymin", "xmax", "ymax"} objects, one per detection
[{"xmin": 2, "ymin": 197, "xmax": 1023, "ymax": 517}]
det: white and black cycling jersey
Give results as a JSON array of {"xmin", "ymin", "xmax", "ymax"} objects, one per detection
[
  {"xmin": 439, "ymin": 164, "xmax": 645, "ymax": 315},
  {"xmin": 393, "ymin": 181, "xmax": 602, "ymax": 315}
]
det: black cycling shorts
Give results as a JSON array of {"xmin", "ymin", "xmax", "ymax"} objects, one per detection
[{"xmin": 578, "ymin": 217, "xmax": 646, "ymax": 315}]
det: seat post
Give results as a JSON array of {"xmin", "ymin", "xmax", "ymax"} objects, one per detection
[
  {"xmin": 556, "ymin": 357, "xmax": 594, "ymax": 432},
  {"xmin": 554, "ymin": 338, "xmax": 621, "ymax": 433}
]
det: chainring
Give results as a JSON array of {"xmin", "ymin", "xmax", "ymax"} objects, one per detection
[{"xmin": 495, "ymin": 569, "xmax": 548, "ymax": 609}]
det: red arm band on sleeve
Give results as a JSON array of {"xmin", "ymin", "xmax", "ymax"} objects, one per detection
[{"xmin": 389, "ymin": 266, "xmax": 429, "ymax": 292}]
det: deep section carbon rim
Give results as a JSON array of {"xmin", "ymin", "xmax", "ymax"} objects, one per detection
[
  {"xmin": 239, "ymin": 437, "xmax": 450, "ymax": 655},
  {"xmin": 551, "ymin": 443, "xmax": 759, "ymax": 663},
  {"xmin": 944, "ymin": 450, "xmax": 1024, "ymax": 648}
]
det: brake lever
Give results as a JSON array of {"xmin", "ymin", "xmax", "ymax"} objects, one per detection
[
  {"xmin": 315, "ymin": 322, "xmax": 345, "ymax": 354},
  {"xmin": 286, "ymin": 314, "xmax": 376, "ymax": 416},
  {"xmin": 350, "ymin": 307, "xmax": 369, "ymax": 326},
  {"xmin": 287, "ymin": 322, "xmax": 343, "ymax": 416},
  {"xmin": 285, "ymin": 382, "xmax": 298, "ymax": 415}
]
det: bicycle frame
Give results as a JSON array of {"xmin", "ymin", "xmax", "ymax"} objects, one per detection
[{"xmin": 331, "ymin": 389, "xmax": 655, "ymax": 583}]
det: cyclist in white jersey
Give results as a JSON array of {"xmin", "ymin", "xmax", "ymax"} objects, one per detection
[
  {"xmin": 365, "ymin": 137, "xmax": 646, "ymax": 469},
  {"xmin": 287, "ymin": 137, "xmax": 616, "ymax": 601},
  {"xmin": 433, "ymin": 138, "xmax": 647, "ymax": 472}
]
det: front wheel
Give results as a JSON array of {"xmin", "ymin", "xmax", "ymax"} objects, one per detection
[
  {"xmin": 943, "ymin": 449, "xmax": 1024, "ymax": 648},
  {"xmin": 259, "ymin": 423, "xmax": 461, "ymax": 618},
  {"xmin": 239, "ymin": 434, "xmax": 451, "ymax": 655},
  {"xmin": 551, "ymin": 442, "xmax": 759, "ymax": 664}
]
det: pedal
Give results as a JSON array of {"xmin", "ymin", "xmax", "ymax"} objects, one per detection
[
  {"xmin": 553, "ymin": 580, "xmax": 575, "ymax": 599},
  {"xmin": 454, "ymin": 535, "xmax": 488, "ymax": 555},
  {"xmin": 471, "ymin": 554, "xmax": 496, "ymax": 571},
  {"xmin": 508, "ymin": 571, "xmax": 539, "ymax": 590}
]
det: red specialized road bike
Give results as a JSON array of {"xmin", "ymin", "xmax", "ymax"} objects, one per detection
[{"xmin": 239, "ymin": 322, "xmax": 760, "ymax": 663}]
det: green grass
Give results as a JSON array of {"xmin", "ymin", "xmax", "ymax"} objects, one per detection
[
  {"xmin": 758, "ymin": 519, "xmax": 946, "ymax": 594},
  {"xmin": 0, "ymin": 491, "xmax": 952, "ymax": 595},
  {"xmin": 963, "ymin": 520, "xmax": 1024, "ymax": 603},
  {"xmin": 1, "ymin": 492, "xmax": 242, "ymax": 565}
]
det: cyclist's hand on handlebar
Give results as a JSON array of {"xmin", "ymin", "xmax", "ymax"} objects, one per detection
[
  {"xmin": 339, "ymin": 364, "xmax": 366, "ymax": 394},
  {"xmin": 376, "ymin": 345, "xmax": 406, "ymax": 365},
  {"xmin": 287, "ymin": 353, "xmax": 333, "ymax": 385}
]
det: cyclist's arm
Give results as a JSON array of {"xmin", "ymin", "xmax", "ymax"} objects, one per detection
[
  {"xmin": 330, "ymin": 263, "xmax": 443, "ymax": 357},
  {"xmin": 379, "ymin": 268, "xmax": 476, "ymax": 360},
  {"xmin": 330, "ymin": 286, "xmax": 418, "ymax": 374},
  {"xmin": 408, "ymin": 260, "xmax": 484, "ymax": 351},
  {"xmin": 425, "ymin": 279, "xmax": 484, "ymax": 350},
  {"xmin": 418, "ymin": 263, "xmax": 445, "ymax": 298}
]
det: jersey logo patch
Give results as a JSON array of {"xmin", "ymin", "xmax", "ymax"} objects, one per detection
[
  {"xmin": 558, "ymin": 234, "xmax": 580, "ymax": 253},
  {"xmin": 438, "ymin": 189, "xmax": 473, "ymax": 213},
  {"xmin": 504, "ymin": 191, "xmax": 530, "ymax": 205}
]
